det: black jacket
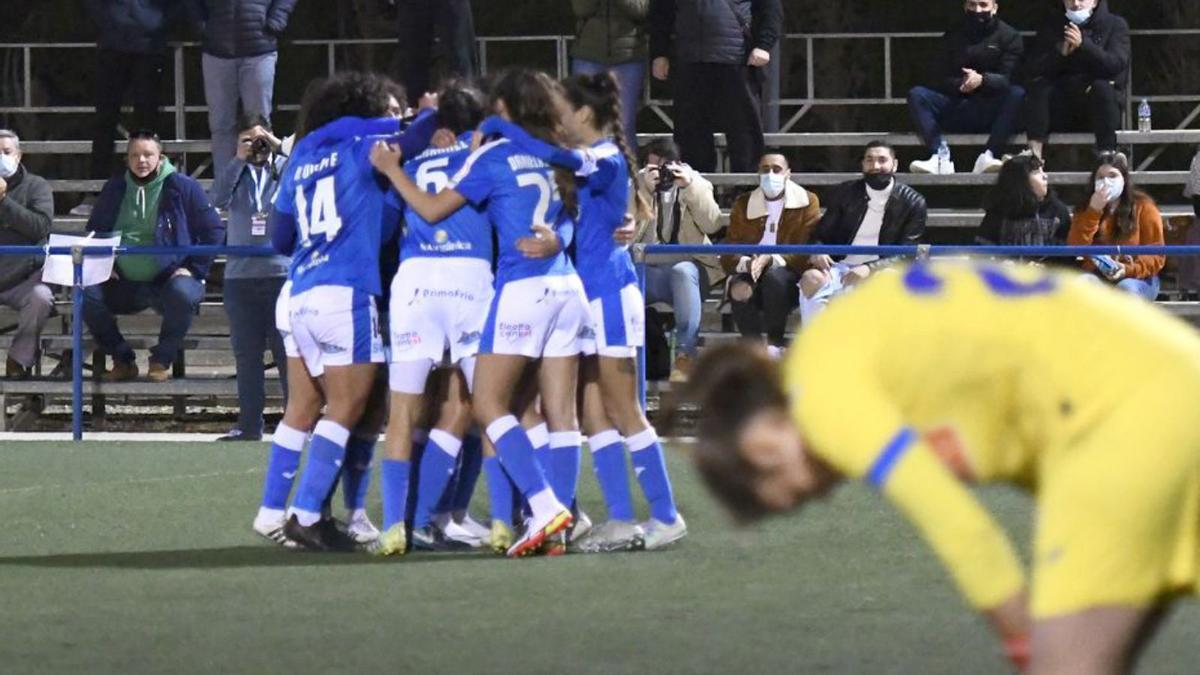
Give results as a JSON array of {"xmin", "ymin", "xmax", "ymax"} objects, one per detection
[
  {"xmin": 926, "ymin": 16, "xmax": 1023, "ymax": 96},
  {"xmin": 1025, "ymin": 0, "xmax": 1130, "ymax": 88},
  {"xmin": 977, "ymin": 194, "xmax": 1071, "ymax": 248},
  {"xmin": 813, "ymin": 179, "xmax": 927, "ymax": 262},
  {"xmin": 650, "ymin": 0, "xmax": 782, "ymax": 66},
  {"xmin": 0, "ymin": 167, "xmax": 54, "ymax": 293},
  {"xmin": 189, "ymin": 0, "xmax": 298, "ymax": 59},
  {"xmin": 85, "ymin": 0, "xmax": 178, "ymax": 54}
]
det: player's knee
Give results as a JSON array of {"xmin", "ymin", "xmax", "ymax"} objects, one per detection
[
  {"xmin": 800, "ymin": 270, "xmax": 828, "ymax": 297},
  {"xmin": 729, "ymin": 279, "xmax": 754, "ymax": 303}
]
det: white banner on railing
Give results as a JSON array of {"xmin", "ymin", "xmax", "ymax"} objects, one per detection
[{"xmin": 41, "ymin": 233, "xmax": 122, "ymax": 287}]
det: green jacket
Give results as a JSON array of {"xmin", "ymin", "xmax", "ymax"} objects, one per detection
[{"xmin": 571, "ymin": 0, "xmax": 649, "ymax": 65}]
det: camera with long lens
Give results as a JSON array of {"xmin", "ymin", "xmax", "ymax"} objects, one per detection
[{"xmin": 250, "ymin": 137, "xmax": 272, "ymax": 156}]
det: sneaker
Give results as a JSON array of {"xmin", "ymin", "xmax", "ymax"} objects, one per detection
[
  {"xmin": 434, "ymin": 515, "xmax": 486, "ymax": 548},
  {"xmin": 411, "ymin": 525, "xmax": 473, "ymax": 552},
  {"xmin": 69, "ymin": 197, "xmax": 95, "ymax": 217},
  {"xmin": 347, "ymin": 513, "xmax": 380, "ymax": 545},
  {"xmin": 218, "ymin": 429, "xmax": 262, "ymax": 442},
  {"xmin": 909, "ymin": 154, "xmax": 956, "ymax": 175},
  {"xmin": 452, "ymin": 512, "xmax": 492, "ymax": 542},
  {"xmin": 669, "ymin": 355, "xmax": 693, "ymax": 383},
  {"xmin": 539, "ymin": 531, "xmax": 568, "ymax": 557},
  {"xmin": 641, "ymin": 513, "xmax": 688, "ymax": 550},
  {"xmin": 766, "ymin": 345, "xmax": 785, "ymax": 360},
  {"xmin": 490, "ymin": 520, "xmax": 514, "ymax": 556},
  {"xmin": 367, "ymin": 523, "xmax": 407, "ymax": 556},
  {"xmin": 283, "ymin": 514, "xmax": 358, "ymax": 552},
  {"xmin": 507, "ymin": 508, "xmax": 572, "ymax": 558},
  {"xmin": 147, "ymin": 361, "xmax": 171, "ymax": 382},
  {"xmin": 5, "ymin": 357, "xmax": 30, "ymax": 380},
  {"xmin": 972, "ymin": 150, "xmax": 1004, "ymax": 174},
  {"xmin": 252, "ymin": 513, "xmax": 298, "ymax": 549},
  {"xmin": 102, "ymin": 360, "xmax": 138, "ymax": 382},
  {"xmin": 571, "ymin": 520, "xmax": 645, "ymax": 554},
  {"xmin": 568, "ymin": 509, "xmax": 593, "ymax": 544}
]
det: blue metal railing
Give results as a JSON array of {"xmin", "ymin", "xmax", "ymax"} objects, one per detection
[{"xmin": 1, "ymin": 242, "xmax": 1198, "ymax": 440}]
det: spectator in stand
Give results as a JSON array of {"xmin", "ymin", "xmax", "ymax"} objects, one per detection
[
  {"xmin": 84, "ymin": 131, "xmax": 225, "ymax": 382},
  {"xmin": 1024, "ymin": 0, "xmax": 1129, "ymax": 158},
  {"xmin": 907, "ymin": 0, "xmax": 1024, "ymax": 176},
  {"xmin": 633, "ymin": 138, "xmax": 723, "ymax": 381},
  {"xmin": 1068, "ymin": 152, "xmax": 1165, "ymax": 300},
  {"xmin": 649, "ymin": 0, "xmax": 783, "ymax": 173},
  {"xmin": 395, "ymin": 0, "xmax": 477, "ymax": 104},
  {"xmin": 191, "ymin": 0, "xmax": 299, "ymax": 174},
  {"xmin": 75, "ymin": 0, "xmax": 180, "ymax": 217},
  {"xmin": 720, "ymin": 150, "xmax": 820, "ymax": 353},
  {"xmin": 571, "ymin": 0, "xmax": 649, "ymax": 151},
  {"xmin": 0, "ymin": 131, "xmax": 54, "ymax": 379},
  {"xmin": 1178, "ymin": 147, "xmax": 1200, "ymax": 294},
  {"xmin": 800, "ymin": 141, "xmax": 926, "ymax": 323},
  {"xmin": 977, "ymin": 153, "xmax": 1071, "ymax": 254},
  {"xmin": 210, "ymin": 115, "xmax": 290, "ymax": 441},
  {"xmin": 1186, "ymin": 146, "xmax": 1200, "ymax": 220}
]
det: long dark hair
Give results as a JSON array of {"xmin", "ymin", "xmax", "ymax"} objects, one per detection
[
  {"xmin": 437, "ymin": 80, "xmax": 487, "ymax": 136},
  {"xmin": 295, "ymin": 71, "xmax": 398, "ymax": 140},
  {"xmin": 489, "ymin": 68, "xmax": 578, "ymax": 217},
  {"xmin": 985, "ymin": 154, "xmax": 1044, "ymax": 220},
  {"xmin": 562, "ymin": 71, "xmax": 651, "ymax": 221},
  {"xmin": 1084, "ymin": 152, "xmax": 1145, "ymax": 240}
]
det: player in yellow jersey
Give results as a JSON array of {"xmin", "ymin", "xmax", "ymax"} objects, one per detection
[{"xmin": 679, "ymin": 259, "xmax": 1200, "ymax": 675}]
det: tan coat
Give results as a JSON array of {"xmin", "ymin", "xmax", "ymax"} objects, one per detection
[
  {"xmin": 633, "ymin": 172, "xmax": 725, "ymax": 283},
  {"xmin": 720, "ymin": 181, "xmax": 821, "ymax": 276}
]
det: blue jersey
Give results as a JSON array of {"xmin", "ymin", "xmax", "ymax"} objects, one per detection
[
  {"xmin": 448, "ymin": 138, "xmax": 574, "ymax": 284},
  {"xmin": 571, "ymin": 139, "xmax": 637, "ymax": 298},
  {"xmin": 400, "ymin": 132, "xmax": 493, "ymax": 263},
  {"xmin": 273, "ymin": 122, "xmax": 400, "ymax": 297}
]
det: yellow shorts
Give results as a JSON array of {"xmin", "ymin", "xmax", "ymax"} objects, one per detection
[{"xmin": 1031, "ymin": 376, "xmax": 1200, "ymax": 618}]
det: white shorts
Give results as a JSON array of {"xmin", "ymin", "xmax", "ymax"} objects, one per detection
[
  {"xmin": 581, "ymin": 283, "xmax": 645, "ymax": 359},
  {"xmin": 275, "ymin": 280, "xmax": 299, "ymax": 359},
  {"xmin": 388, "ymin": 257, "xmax": 494, "ymax": 365},
  {"xmin": 480, "ymin": 273, "xmax": 591, "ymax": 359},
  {"xmin": 288, "ymin": 285, "xmax": 385, "ymax": 378}
]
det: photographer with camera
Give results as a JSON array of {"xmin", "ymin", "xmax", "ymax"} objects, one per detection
[
  {"xmin": 720, "ymin": 150, "xmax": 819, "ymax": 354},
  {"xmin": 209, "ymin": 114, "xmax": 290, "ymax": 441},
  {"xmin": 632, "ymin": 138, "xmax": 722, "ymax": 382}
]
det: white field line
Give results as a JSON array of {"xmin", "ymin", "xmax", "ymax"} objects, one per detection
[{"xmin": 0, "ymin": 467, "xmax": 262, "ymax": 496}]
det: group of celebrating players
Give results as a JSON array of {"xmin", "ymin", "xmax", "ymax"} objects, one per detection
[{"xmin": 249, "ymin": 66, "xmax": 685, "ymax": 558}]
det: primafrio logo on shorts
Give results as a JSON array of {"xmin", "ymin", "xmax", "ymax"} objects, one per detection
[
  {"xmin": 498, "ymin": 322, "xmax": 533, "ymax": 342},
  {"xmin": 393, "ymin": 332, "xmax": 422, "ymax": 351},
  {"xmin": 318, "ymin": 341, "xmax": 347, "ymax": 355}
]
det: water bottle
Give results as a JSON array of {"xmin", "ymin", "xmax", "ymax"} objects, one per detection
[
  {"xmin": 937, "ymin": 141, "xmax": 951, "ymax": 171},
  {"xmin": 1138, "ymin": 99, "xmax": 1152, "ymax": 133}
]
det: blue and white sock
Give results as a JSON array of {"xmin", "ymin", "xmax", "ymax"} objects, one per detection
[
  {"xmin": 548, "ymin": 430, "xmax": 581, "ymax": 506},
  {"xmin": 482, "ymin": 455, "xmax": 514, "ymax": 526},
  {"xmin": 257, "ymin": 423, "xmax": 307, "ymax": 522},
  {"xmin": 448, "ymin": 433, "xmax": 483, "ymax": 516},
  {"xmin": 627, "ymin": 427, "xmax": 678, "ymax": 524},
  {"xmin": 528, "ymin": 421, "xmax": 551, "ymax": 485},
  {"xmin": 379, "ymin": 458, "xmax": 411, "ymax": 531},
  {"xmin": 289, "ymin": 420, "xmax": 350, "ymax": 527},
  {"xmin": 589, "ymin": 429, "xmax": 635, "ymax": 522},
  {"xmin": 341, "ymin": 434, "xmax": 376, "ymax": 521},
  {"xmin": 412, "ymin": 429, "xmax": 462, "ymax": 529},
  {"xmin": 486, "ymin": 416, "xmax": 559, "ymax": 519}
]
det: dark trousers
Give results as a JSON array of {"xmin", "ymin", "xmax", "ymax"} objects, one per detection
[
  {"xmin": 82, "ymin": 275, "xmax": 204, "ymax": 367},
  {"xmin": 1024, "ymin": 75, "xmax": 1123, "ymax": 152},
  {"xmin": 90, "ymin": 49, "xmax": 166, "ymax": 180},
  {"xmin": 397, "ymin": 0, "xmax": 477, "ymax": 99},
  {"xmin": 225, "ymin": 277, "xmax": 288, "ymax": 437},
  {"xmin": 729, "ymin": 267, "xmax": 799, "ymax": 347},
  {"xmin": 907, "ymin": 85, "xmax": 1025, "ymax": 156},
  {"xmin": 674, "ymin": 62, "xmax": 765, "ymax": 173}
]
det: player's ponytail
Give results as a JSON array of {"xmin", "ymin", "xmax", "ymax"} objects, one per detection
[
  {"xmin": 563, "ymin": 72, "xmax": 651, "ymax": 222},
  {"xmin": 490, "ymin": 69, "xmax": 578, "ymax": 218}
]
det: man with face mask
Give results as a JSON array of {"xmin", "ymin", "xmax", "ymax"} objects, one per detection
[
  {"xmin": 907, "ymin": 0, "xmax": 1024, "ymax": 175},
  {"xmin": 210, "ymin": 115, "xmax": 291, "ymax": 441},
  {"xmin": 1024, "ymin": 0, "xmax": 1130, "ymax": 158},
  {"xmin": 720, "ymin": 151, "xmax": 820, "ymax": 353},
  {"xmin": 0, "ymin": 130, "xmax": 54, "ymax": 379},
  {"xmin": 799, "ymin": 142, "xmax": 927, "ymax": 324}
]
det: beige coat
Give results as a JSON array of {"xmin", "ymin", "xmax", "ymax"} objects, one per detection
[{"xmin": 633, "ymin": 172, "xmax": 725, "ymax": 283}]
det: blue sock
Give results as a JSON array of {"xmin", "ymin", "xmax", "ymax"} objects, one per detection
[
  {"xmin": 548, "ymin": 431, "xmax": 581, "ymax": 506},
  {"xmin": 450, "ymin": 434, "xmax": 483, "ymax": 513},
  {"xmin": 380, "ymin": 458, "xmax": 411, "ymax": 530},
  {"xmin": 487, "ymin": 416, "xmax": 551, "ymax": 500},
  {"xmin": 627, "ymin": 428, "xmax": 678, "ymax": 524},
  {"xmin": 412, "ymin": 430, "xmax": 462, "ymax": 529},
  {"xmin": 589, "ymin": 430, "xmax": 636, "ymax": 522},
  {"xmin": 482, "ymin": 456, "xmax": 514, "ymax": 525},
  {"xmin": 341, "ymin": 434, "xmax": 376, "ymax": 514},
  {"xmin": 260, "ymin": 423, "xmax": 306, "ymax": 511},
  {"xmin": 291, "ymin": 420, "xmax": 351, "ymax": 521},
  {"xmin": 406, "ymin": 432, "xmax": 427, "ymax": 526}
]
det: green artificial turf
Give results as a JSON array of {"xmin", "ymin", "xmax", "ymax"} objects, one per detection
[{"xmin": 0, "ymin": 441, "xmax": 1196, "ymax": 674}]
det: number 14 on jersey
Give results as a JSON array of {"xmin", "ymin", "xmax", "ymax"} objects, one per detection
[{"xmin": 295, "ymin": 175, "xmax": 343, "ymax": 244}]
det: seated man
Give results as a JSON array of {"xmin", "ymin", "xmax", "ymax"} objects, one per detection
[
  {"xmin": 210, "ymin": 115, "xmax": 290, "ymax": 440},
  {"xmin": 1023, "ymin": 0, "xmax": 1130, "ymax": 158},
  {"xmin": 633, "ymin": 138, "xmax": 723, "ymax": 381},
  {"xmin": 907, "ymin": 0, "xmax": 1024, "ymax": 175},
  {"xmin": 800, "ymin": 141, "xmax": 926, "ymax": 324},
  {"xmin": 719, "ymin": 150, "xmax": 820, "ymax": 352},
  {"xmin": 84, "ymin": 130, "xmax": 224, "ymax": 382},
  {"xmin": 0, "ymin": 130, "xmax": 54, "ymax": 379}
]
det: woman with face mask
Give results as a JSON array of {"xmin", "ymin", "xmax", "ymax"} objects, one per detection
[
  {"xmin": 718, "ymin": 150, "xmax": 820, "ymax": 352},
  {"xmin": 1068, "ymin": 152, "xmax": 1165, "ymax": 300}
]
